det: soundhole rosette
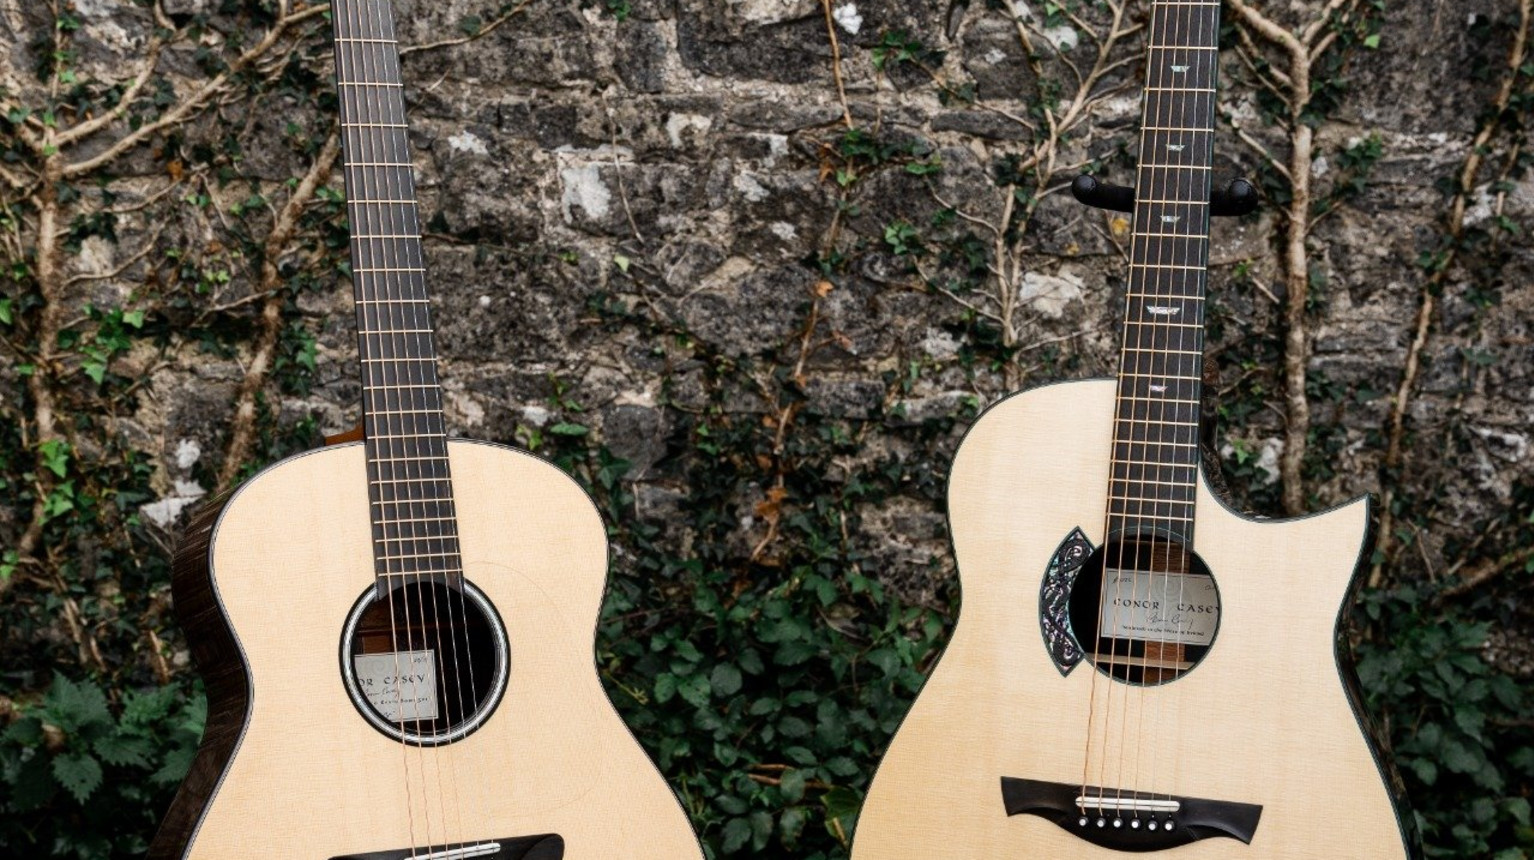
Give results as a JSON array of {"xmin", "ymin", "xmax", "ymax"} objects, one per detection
[
  {"xmin": 340, "ymin": 577, "xmax": 509, "ymax": 746},
  {"xmin": 1065, "ymin": 537, "xmax": 1221, "ymax": 686}
]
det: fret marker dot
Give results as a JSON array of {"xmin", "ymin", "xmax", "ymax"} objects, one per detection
[
  {"xmin": 1161, "ymin": 215, "xmax": 1182, "ymax": 224},
  {"xmin": 1172, "ymin": 64, "xmax": 1190, "ymax": 73},
  {"xmin": 1167, "ymin": 144, "xmax": 1187, "ymax": 152}
]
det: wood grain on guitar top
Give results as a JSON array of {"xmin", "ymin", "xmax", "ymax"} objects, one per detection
[
  {"xmin": 150, "ymin": 439, "xmax": 704, "ymax": 860},
  {"xmin": 850, "ymin": 379, "xmax": 1412, "ymax": 860}
]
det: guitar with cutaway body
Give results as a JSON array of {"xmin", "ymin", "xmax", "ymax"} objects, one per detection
[
  {"xmin": 148, "ymin": 1, "xmax": 704, "ymax": 857},
  {"xmin": 849, "ymin": 2, "xmax": 1417, "ymax": 857}
]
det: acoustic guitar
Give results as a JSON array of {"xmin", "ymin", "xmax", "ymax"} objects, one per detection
[
  {"xmin": 149, "ymin": 0, "xmax": 704, "ymax": 857},
  {"xmin": 850, "ymin": 2, "xmax": 1416, "ymax": 857}
]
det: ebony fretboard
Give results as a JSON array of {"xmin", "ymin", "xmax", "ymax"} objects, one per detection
[
  {"xmin": 1108, "ymin": 0, "xmax": 1221, "ymax": 546},
  {"xmin": 331, "ymin": 0, "xmax": 462, "ymax": 593}
]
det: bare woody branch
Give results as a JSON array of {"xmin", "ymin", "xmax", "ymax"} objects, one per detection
[
  {"xmin": 1371, "ymin": 0, "xmax": 1534, "ymax": 587},
  {"xmin": 62, "ymin": 3, "xmax": 327, "ymax": 178},
  {"xmin": 1225, "ymin": 0, "xmax": 1363, "ymax": 516},
  {"xmin": 217, "ymin": 131, "xmax": 342, "ymax": 493}
]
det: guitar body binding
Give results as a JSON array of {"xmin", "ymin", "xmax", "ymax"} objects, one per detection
[{"xmin": 850, "ymin": 379, "xmax": 1419, "ymax": 859}]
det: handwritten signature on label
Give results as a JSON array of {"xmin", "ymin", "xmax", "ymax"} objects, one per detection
[{"xmin": 354, "ymin": 650, "xmax": 438, "ymax": 722}]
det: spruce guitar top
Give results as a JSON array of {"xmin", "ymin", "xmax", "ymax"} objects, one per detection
[
  {"xmin": 148, "ymin": 0, "xmax": 703, "ymax": 857},
  {"xmin": 849, "ymin": 2, "xmax": 1417, "ymax": 857}
]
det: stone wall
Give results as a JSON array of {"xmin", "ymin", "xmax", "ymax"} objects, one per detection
[{"xmin": 0, "ymin": 0, "xmax": 1531, "ymax": 854}]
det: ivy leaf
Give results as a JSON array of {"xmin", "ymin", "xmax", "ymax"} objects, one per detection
[
  {"xmin": 1442, "ymin": 739, "xmax": 1481, "ymax": 774},
  {"xmin": 721, "ymin": 817, "xmax": 751, "ymax": 853},
  {"xmin": 1409, "ymin": 757, "xmax": 1438, "ymax": 786},
  {"xmin": 710, "ymin": 663, "xmax": 743, "ymax": 696},
  {"xmin": 0, "ymin": 297, "xmax": 12, "ymax": 324},
  {"xmin": 677, "ymin": 674, "xmax": 711, "ymax": 708},
  {"xmin": 122, "ymin": 309, "xmax": 145, "ymax": 328},
  {"xmin": 821, "ymin": 786, "xmax": 861, "ymax": 841},
  {"xmin": 42, "ymin": 481, "xmax": 76, "ymax": 519},
  {"xmin": 778, "ymin": 805, "xmax": 807, "ymax": 844},
  {"xmin": 653, "ymin": 672, "xmax": 678, "ymax": 704},
  {"xmin": 773, "ymin": 640, "xmax": 817, "ymax": 666},
  {"xmin": 548, "ymin": 422, "xmax": 589, "ymax": 437},
  {"xmin": 780, "ymin": 767, "xmax": 808, "ymax": 802},
  {"xmin": 39, "ymin": 439, "xmax": 70, "ymax": 477},
  {"xmin": 52, "ymin": 752, "xmax": 103, "ymax": 804}
]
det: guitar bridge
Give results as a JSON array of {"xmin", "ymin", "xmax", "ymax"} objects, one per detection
[
  {"xmin": 328, "ymin": 834, "xmax": 563, "ymax": 860},
  {"xmin": 1002, "ymin": 778, "xmax": 1261, "ymax": 851}
]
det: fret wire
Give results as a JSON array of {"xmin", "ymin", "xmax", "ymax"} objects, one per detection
[
  {"xmin": 1120, "ymin": 347, "xmax": 1203, "ymax": 356},
  {"xmin": 1109, "ymin": 492, "xmax": 1194, "ymax": 502},
  {"xmin": 1124, "ymin": 0, "xmax": 1217, "ymax": 519},
  {"xmin": 1114, "ymin": 458, "xmax": 1198, "ymax": 470},
  {"xmin": 334, "ymin": 0, "xmax": 464, "ymax": 586},
  {"xmin": 1110, "ymin": 418, "xmax": 1201, "ymax": 428},
  {"xmin": 1106, "ymin": 513, "xmax": 1196, "ymax": 523},
  {"xmin": 372, "ymin": 546, "xmax": 461, "ymax": 559}
]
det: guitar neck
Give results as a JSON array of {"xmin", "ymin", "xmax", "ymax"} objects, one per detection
[
  {"xmin": 1108, "ymin": 0, "xmax": 1222, "ymax": 547},
  {"xmin": 331, "ymin": 0, "xmax": 462, "ymax": 591}
]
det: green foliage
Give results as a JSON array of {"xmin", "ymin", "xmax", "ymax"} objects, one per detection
[
  {"xmin": 0, "ymin": 676, "xmax": 204, "ymax": 859},
  {"xmin": 1357, "ymin": 589, "xmax": 1534, "ymax": 858},
  {"xmin": 550, "ymin": 298, "xmax": 956, "ymax": 858}
]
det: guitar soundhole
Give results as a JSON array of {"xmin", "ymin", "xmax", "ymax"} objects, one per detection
[
  {"xmin": 1066, "ymin": 539, "xmax": 1220, "ymax": 685},
  {"xmin": 340, "ymin": 578, "xmax": 510, "ymax": 746}
]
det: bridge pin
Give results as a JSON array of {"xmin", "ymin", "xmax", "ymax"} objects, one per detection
[
  {"xmin": 1163, "ymin": 819, "xmax": 1175, "ymax": 831},
  {"xmin": 1147, "ymin": 820, "xmax": 1159, "ymax": 831},
  {"xmin": 1130, "ymin": 819, "xmax": 1141, "ymax": 829},
  {"xmin": 1079, "ymin": 817, "xmax": 1089, "ymax": 827},
  {"xmin": 1096, "ymin": 818, "xmax": 1107, "ymax": 828},
  {"xmin": 1113, "ymin": 818, "xmax": 1123, "ymax": 828}
]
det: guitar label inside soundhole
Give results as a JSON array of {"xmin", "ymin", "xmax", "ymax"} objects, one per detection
[
  {"xmin": 1064, "ymin": 537, "xmax": 1221, "ymax": 685},
  {"xmin": 353, "ymin": 650, "xmax": 439, "ymax": 722},
  {"xmin": 1100, "ymin": 570, "xmax": 1219, "ymax": 646},
  {"xmin": 340, "ymin": 579, "xmax": 509, "ymax": 746}
]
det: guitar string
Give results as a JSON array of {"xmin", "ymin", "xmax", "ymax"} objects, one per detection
[
  {"xmin": 369, "ymin": 1, "xmax": 458, "ymax": 841},
  {"xmin": 348, "ymin": 1, "xmax": 447, "ymax": 849},
  {"xmin": 364, "ymin": 0, "xmax": 464, "ymax": 845},
  {"xmin": 336, "ymin": 0, "xmax": 419, "ymax": 852},
  {"xmin": 364, "ymin": 11, "xmax": 448, "ymax": 852},
  {"xmin": 1120, "ymin": 0, "xmax": 1191, "ymax": 817},
  {"xmin": 1167, "ymin": 0, "xmax": 1217, "ymax": 812},
  {"xmin": 1115, "ymin": 0, "xmax": 1185, "ymax": 816},
  {"xmin": 364, "ymin": 0, "xmax": 488, "ymax": 837},
  {"xmin": 366, "ymin": 0, "xmax": 482, "ymax": 841},
  {"xmin": 1136, "ymin": 0, "xmax": 1197, "ymax": 821},
  {"xmin": 1082, "ymin": 0, "xmax": 1167, "ymax": 816},
  {"xmin": 1098, "ymin": 0, "xmax": 1178, "ymax": 815}
]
